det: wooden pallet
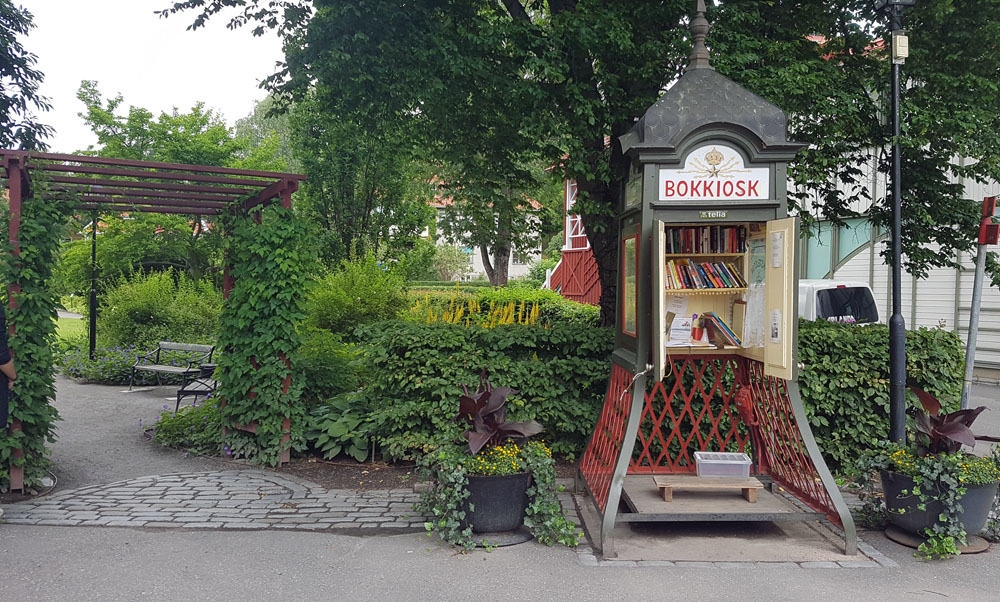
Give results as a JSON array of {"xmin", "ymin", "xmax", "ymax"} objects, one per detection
[{"xmin": 653, "ymin": 475, "xmax": 764, "ymax": 503}]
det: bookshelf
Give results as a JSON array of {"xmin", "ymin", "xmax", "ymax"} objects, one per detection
[{"xmin": 655, "ymin": 222, "xmax": 750, "ymax": 356}]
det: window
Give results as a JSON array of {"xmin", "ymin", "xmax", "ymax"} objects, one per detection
[
  {"xmin": 622, "ymin": 235, "xmax": 638, "ymax": 336},
  {"xmin": 816, "ymin": 287, "xmax": 878, "ymax": 323}
]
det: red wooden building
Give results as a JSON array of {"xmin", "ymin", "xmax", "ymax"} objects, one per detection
[{"xmin": 543, "ymin": 179, "xmax": 601, "ymax": 305}]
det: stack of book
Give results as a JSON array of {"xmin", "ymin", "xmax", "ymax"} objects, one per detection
[
  {"xmin": 665, "ymin": 225, "xmax": 747, "ymax": 254},
  {"xmin": 702, "ymin": 312, "xmax": 741, "ymax": 346},
  {"xmin": 665, "ymin": 259, "xmax": 746, "ymax": 290}
]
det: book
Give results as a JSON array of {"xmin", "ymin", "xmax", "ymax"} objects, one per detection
[
  {"xmin": 695, "ymin": 264, "xmax": 716, "ymax": 288},
  {"xmin": 709, "ymin": 262, "xmax": 733, "ymax": 288},
  {"xmin": 725, "ymin": 262, "xmax": 747, "ymax": 287},
  {"xmin": 664, "ymin": 225, "xmax": 748, "ymax": 254},
  {"xmin": 702, "ymin": 262, "xmax": 725, "ymax": 288},
  {"xmin": 715, "ymin": 262, "xmax": 736, "ymax": 287},
  {"xmin": 704, "ymin": 311, "xmax": 742, "ymax": 345}
]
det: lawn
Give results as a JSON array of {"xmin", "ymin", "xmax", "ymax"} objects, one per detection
[{"xmin": 57, "ymin": 316, "xmax": 86, "ymax": 340}]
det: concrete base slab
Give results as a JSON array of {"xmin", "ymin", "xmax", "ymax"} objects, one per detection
[{"xmin": 576, "ymin": 494, "xmax": 861, "ymax": 563}]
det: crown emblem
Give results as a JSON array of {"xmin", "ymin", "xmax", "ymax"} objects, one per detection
[{"xmin": 705, "ymin": 147, "xmax": 724, "ymax": 166}]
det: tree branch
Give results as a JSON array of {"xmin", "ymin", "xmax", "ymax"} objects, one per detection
[{"xmin": 500, "ymin": 0, "xmax": 530, "ymax": 22}]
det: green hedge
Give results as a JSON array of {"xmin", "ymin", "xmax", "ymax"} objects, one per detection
[
  {"xmin": 409, "ymin": 280, "xmax": 492, "ymax": 289},
  {"xmin": 361, "ymin": 321, "xmax": 614, "ymax": 461},
  {"xmin": 798, "ymin": 320, "xmax": 965, "ymax": 473}
]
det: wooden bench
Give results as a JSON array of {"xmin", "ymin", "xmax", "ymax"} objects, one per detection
[
  {"xmin": 130, "ymin": 342, "xmax": 215, "ymax": 390},
  {"xmin": 653, "ymin": 475, "xmax": 764, "ymax": 503}
]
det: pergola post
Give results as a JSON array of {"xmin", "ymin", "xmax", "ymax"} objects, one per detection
[{"xmin": 4, "ymin": 155, "xmax": 25, "ymax": 492}]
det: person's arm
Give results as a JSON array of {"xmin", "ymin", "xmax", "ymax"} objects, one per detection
[
  {"xmin": 0, "ymin": 307, "xmax": 12, "ymax": 389},
  {"xmin": 0, "ymin": 359, "xmax": 14, "ymax": 383}
]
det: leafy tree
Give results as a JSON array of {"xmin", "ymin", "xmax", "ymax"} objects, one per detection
[
  {"xmin": 76, "ymin": 80, "xmax": 245, "ymax": 164},
  {"xmin": 430, "ymin": 244, "xmax": 473, "ymax": 282},
  {"xmin": 0, "ymin": 1, "xmax": 51, "ymax": 149},
  {"xmin": 161, "ymin": 0, "xmax": 1000, "ymax": 322},
  {"xmin": 288, "ymin": 91, "xmax": 434, "ymax": 267},
  {"xmin": 233, "ymin": 95, "xmax": 298, "ymax": 172}
]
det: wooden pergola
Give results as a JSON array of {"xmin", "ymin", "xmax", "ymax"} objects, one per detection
[{"xmin": 1, "ymin": 150, "xmax": 306, "ymax": 491}]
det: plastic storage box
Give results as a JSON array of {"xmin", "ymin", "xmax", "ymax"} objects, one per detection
[{"xmin": 693, "ymin": 451, "xmax": 751, "ymax": 477}]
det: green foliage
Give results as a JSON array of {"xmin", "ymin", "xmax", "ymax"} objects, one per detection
[
  {"xmin": 0, "ymin": 0, "xmax": 51, "ymax": 150},
  {"xmin": 429, "ymin": 245, "xmax": 473, "ymax": 282},
  {"xmin": 289, "ymin": 91, "xmax": 435, "ymax": 267},
  {"xmin": 296, "ymin": 327, "xmax": 361, "ymax": 403},
  {"xmin": 151, "ymin": 396, "xmax": 223, "ymax": 457},
  {"xmin": 97, "ymin": 271, "xmax": 220, "ymax": 349},
  {"xmin": 76, "ymin": 80, "xmax": 245, "ymax": 164},
  {"xmin": 55, "ymin": 214, "xmax": 224, "ymax": 295},
  {"xmin": 303, "ymin": 392, "xmax": 371, "ymax": 462},
  {"xmin": 0, "ymin": 178, "xmax": 72, "ymax": 489},
  {"xmin": 405, "ymin": 286, "xmax": 599, "ymax": 328},
  {"xmin": 216, "ymin": 204, "xmax": 311, "ymax": 466},
  {"xmin": 169, "ymin": 0, "xmax": 1000, "ymax": 323},
  {"xmin": 859, "ymin": 440, "xmax": 999, "ymax": 559},
  {"xmin": 361, "ymin": 320, "xmax": 613, "ymax": 461},
  {"xmin": 415, "ymin": 441, "xmax": 580, "ymax": 549},
  {"xmin": 798, "ymin": 320, "xmax": 965, "ymax": 473},
  {"xmin": 59, "ymin": 342, "xmax": 158, "ymax": 385},
  {"xmin": 304, "ymin": 254, "xmax": 409, "ymax": 340}
]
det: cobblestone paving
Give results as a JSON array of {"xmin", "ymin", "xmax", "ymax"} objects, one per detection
[
  {"xmin": 1, "ymin": 470, "xmax": 429, "ymax": 533},
  {"xmin": 2, "ymin": 472, "xmax": 893, "ymax": 568}
]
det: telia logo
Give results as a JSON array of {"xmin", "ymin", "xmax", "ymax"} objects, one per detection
[{"xmin": 658, "ymin": 145, "xmax": 769, "ymax": 201}]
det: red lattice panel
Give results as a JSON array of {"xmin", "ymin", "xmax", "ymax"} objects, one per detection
[
  {"xmin": 746, "ymin": 360, "xmax": 839, "ymax": 524},
  {"xmin": 549, "ymin": 249, "xmax": 601, "ymax": 306},
  {"xmin": 580, "ymin": 363, "xmax": 633, "ymax": 511},
  {"xmin": 630, "ymin": 356, "xmax": 746, "ymax": 474}
]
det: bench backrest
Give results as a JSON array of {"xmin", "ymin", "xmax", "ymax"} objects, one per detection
[
  {"xmin": 157, "ymin": 342, "xmax": 215, "ymax": 358},
  {"xmin": 158, "ymin": 342, "xmax": 214, "ymax": 353}
]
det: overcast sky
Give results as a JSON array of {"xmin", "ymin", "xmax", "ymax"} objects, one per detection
[{"xmin": 21, "ymin": 0, "xmax": 284, "ymax": 153}]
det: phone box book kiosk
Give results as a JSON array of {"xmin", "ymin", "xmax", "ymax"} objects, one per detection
[{"xmin": 577, "ymin": 3, "xmax": 855, "ymax": 559}]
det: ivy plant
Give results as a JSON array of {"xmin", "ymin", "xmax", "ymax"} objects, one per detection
[
  {"xmin": 0, "ymin": 174, "xmax": 73, "ymax": 489},
  {"xmin": 215, "ymin": 203, "xmax": 312, "ymax": 466}
]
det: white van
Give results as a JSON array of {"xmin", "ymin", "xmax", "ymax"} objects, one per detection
[{"xmin": 798, "ymin": 279, "xmax": 880, "ymax": 324}]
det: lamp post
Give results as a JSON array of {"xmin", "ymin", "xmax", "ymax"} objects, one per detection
[{"xmin": 875, "ymin": 0, "xmax": 915, "ymax": 443}]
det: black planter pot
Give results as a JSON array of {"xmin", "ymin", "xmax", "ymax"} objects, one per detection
[
  {"xmin": 463, "ymin": 472, "xmax": 532, "ymax": 533},
  {"xmin": 880, "ymin": 469, "xmax": 999, "ymax": 535}
]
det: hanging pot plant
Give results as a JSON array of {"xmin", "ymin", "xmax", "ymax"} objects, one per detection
[{"xmin": 416, "ymin": 370, "xmax": 580, "ymax": 549}]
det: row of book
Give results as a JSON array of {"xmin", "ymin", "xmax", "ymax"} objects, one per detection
[
  {"xmin": 665, "ymin": 225, "xmax": 747, "ymax": 254},
  {"xmin": 665, "ymin": 259, "xmax": 747, "ymax": 290},
  {"xmin": 702, "ymin": 312, "xmax": 742, "ymax": 346}
]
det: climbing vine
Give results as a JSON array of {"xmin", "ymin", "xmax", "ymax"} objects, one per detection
[
  {"xmin": 216, "ymin": 204, "xmax": 311, "ymax": 466},
  {"xmin": 0, "ymin": 174, "xmax": 73, "ymax": 489}
]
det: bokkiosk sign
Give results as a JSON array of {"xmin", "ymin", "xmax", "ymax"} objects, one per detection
[
  {"xmin": 577, "ymin": 1, "xmax": 856, "ymax": 560},
  {"xmin": 658, "ymin": 145, "xmax": 770, "ymax": 201}
]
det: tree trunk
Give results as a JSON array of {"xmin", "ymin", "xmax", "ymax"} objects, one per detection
[{"xmin": 578, "ymin": 139, "xmax": 629, "ymax": 327}]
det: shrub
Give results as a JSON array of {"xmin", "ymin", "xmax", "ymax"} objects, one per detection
[
  {"xmin": 98, "ymin": 271, "xmax": 220, "ymax": 349},
  {"xmin": 361, "ymin": 320, "xmax": 614, "ymax": 461},
  {"xmin": 798, "ymin": 320, "xmax": 965, "ymax": 473},
  {"xmin": 304, "ymin": 253, "xmax": 408, "ymax": 340},
  {"xmin": 303, "ymin": 391, "xmax": 372, "ymax": 461},
  {"xmin": 60, "ymin": 342, "xmax": 154, "ymax": 385},
  {"xmin": 150, "ymin": 396, "xmax": 223, "ymax": 456},
  {"xmin": 296, "ymin": 327, "xmax": 362, "ymax": 403}
]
